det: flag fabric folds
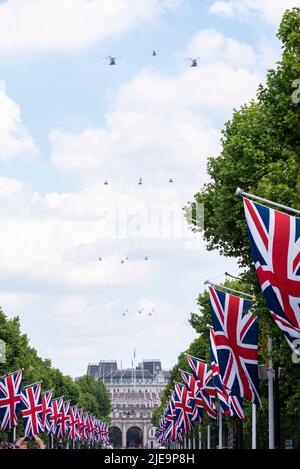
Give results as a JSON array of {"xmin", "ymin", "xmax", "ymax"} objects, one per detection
[
  {"xmin": 0, "ymin": 370, "xmax": 22, "ymax": 431},
  {"xmin": 208, "ymin": 285, "xmax": 261, "ymax": 407},
  {"xmin": 21, "ymin": 383, "xmax": 44, "ymax": 437},
  {"xmin": 243, "ymin": 197, "xmax": 300, "ymax": 355}
]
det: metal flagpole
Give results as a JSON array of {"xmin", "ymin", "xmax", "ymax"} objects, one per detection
[
  {"xmin": 204, "ymin": 280, "xmax": 255, "ymax": 300},
  {"xmin": 12, "ymin": 426, "xmax": 16, "ymax": 444},
  {"xmin": 235, "ymin": 188, "xmax": 300, "ymax": 215},
  {"xmin": 207, "ymin": 425, "xmax": 211, "ymax": 449},
  {"xmin": 252, "ymin": 404, "xmax": 257, "ymax": 449},
  {"xmin": 268, "ymin": 336, "xmax": 275, "ymax": 449},
  {"xmin": 199, "ymin": 428, "xmax": 202, "ymax": 449},
  {"xmin": 218, "ymin": 406, "xmax": 223, "ymax": 449}
]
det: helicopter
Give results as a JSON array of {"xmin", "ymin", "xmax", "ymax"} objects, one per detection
[
  {"xmin": 169, "ymin": 178, "xmax": 174, "ymax": 183},
  {"xmin": 102, "ymin": 56, "xmax": 120, "ymax": 66},
  {"xmin": 104, "ymin": 180, "xmax": 109, "ymax": 185},
  {"xmin": 138, "ymin": 178, "xmax": 143, "ymax": 185},
  {"xmin": 186, "ymin": 57, "xmax": 201, "ymax": 67},
  {"xmin": 152, "ymin": 50, "xmax": 157, "ymax": 57}
]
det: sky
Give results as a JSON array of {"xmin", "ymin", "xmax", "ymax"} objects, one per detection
[{"xmin": 0, "ymin": 0, "xmax": 299, "ymax": 377}]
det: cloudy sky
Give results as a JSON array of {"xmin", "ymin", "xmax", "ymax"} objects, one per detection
[{"xmin": 0, "ymin": 0, "xmax": 298, "ymax": 377}]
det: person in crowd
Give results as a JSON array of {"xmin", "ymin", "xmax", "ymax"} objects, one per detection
[{"xmin": 15, "ymin": 435, "xmax": 45, "ymax": 449}]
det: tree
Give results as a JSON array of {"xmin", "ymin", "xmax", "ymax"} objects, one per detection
[
  {"xmin": 0, "ymin": 308, "xmax": 111, "ymax": 442},
  {"xmin": 183, "ymin": 8, "xmax": 300, "ymax": 448}
]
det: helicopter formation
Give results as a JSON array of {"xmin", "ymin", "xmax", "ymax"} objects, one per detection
[
  {"xmin": 122, "ymin": 308, "xmax": 155, "ymax": 318},
  {"xmin": 103, "ymin": 178, "xmax": 174, "ymax": 186},
  {"xmin": 99, "ymin": 256, "xmax": 149, "ymax": 263},
  {"xmin": 101, "ymin": 51, "xmax": 200, "ymax": 67}
]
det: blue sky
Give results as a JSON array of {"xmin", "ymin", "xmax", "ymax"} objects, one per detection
[{"xmin": 0, "ymin": 0, "xmax": 298, "ymax": 377}]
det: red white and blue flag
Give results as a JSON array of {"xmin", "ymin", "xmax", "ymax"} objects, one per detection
[
  {"xmin": 49, "ymin": 397, "xmax": 63, "ymax": 435},
  {"xmin": 186, "ymin": 354, "xmax": 217, "ymax": 420},
  {"xmin": 243, "ymin": 197, "xmax": 300, "ymax": 354},
  {"xmin": 42, "ymin": 390, "xmax": 53, "ymax": 433},
  {"xmin": 21, "ymin": 383, "xmax": 44, "ymax": 437},
  {"xmin": 210, "ymin": 329, "xmax": 244, "ymax": 419},
  {"xmin": 57, "ymin": 400, "xmax": 70, "ymax": 438},
  {"xmin": 180, "ymin": 369, "xmax": 203, "ymax": 423},
  {"xmin": 209, "ymin": 285, "xmax": 261, "ymax": 407},
  {"xmin": 68, "ymin": 405, "xmax": 80, "ymax": 441},
  {"xmin": 173, "ymin": 382, "xmax": 193, "ymax": 435},
  {"xmin": 163, "ymin": 393, "xmax": 177, "ymax": 442},
  {"xmin": 0, "ymin": 370, "xmax": 22, "ymax": 430}
]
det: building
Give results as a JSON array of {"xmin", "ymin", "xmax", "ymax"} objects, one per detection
[{"xmin": 87, "ymin": 359, "xmax": 170, "ymax": 448}]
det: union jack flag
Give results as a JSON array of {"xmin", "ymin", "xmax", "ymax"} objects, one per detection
[
  {"xmin": 243, "ymin": 197, "xmax": 300, "ymax": 354},
  {"xmin": 77, "ymin": 408, "xmax": 85, "ymax": 440},
  {"xmin": 163, "ymin": 393, "xmax": 177, "ymax": 442},
  {"xmin": 0, "ymin": 370, "xmax": 22, "ymax": 430},
  {"xmin": 173, "ymin": 382, "xmax": 194, "ymax": 435},
  {"xmin": 209, "ymin": 285, "xmax": 261, "ymax": 407},
  {"xmin": 88, "ymin": 415, "xmax": 97, "ymax": 441},
  {"xmin": 210, "ymin": 328, "xmax": 244, "ymax": 419},
  {"xmin": 81, "ymin": 412, "xmax": 90, "ymax": 440},
  {"xmin": 69, "ymin": 406, "xmax": 80, "ymax": 441},
  {"xmin": 49, "ymin": 397, "xmax": 63, "ymax": 435},
  {"xmin": 180, "ymin": 369, "xmax": 203, "ymax": 423},
  {"xmin": 57, "ymin": 400, "xmax": 70, "ymax": 438},
  {"xmin": 186, "ymin": 354, "xmax": 217, "ymax": 420},
  {"xmin": 99, "ymin": 421, "xmax": 109, "ymax": 443},
  {"xmin": 42, "ymin": 390, "xmax": 53, "ymax": 433},
  {"xmin": 21, "ymin": 383, "xmax": 44, "ymax": 437}
]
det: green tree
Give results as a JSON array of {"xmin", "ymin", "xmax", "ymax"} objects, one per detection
[{"xmin": 183, "ymin": 8, "xmax": 300, "ymax": 449}]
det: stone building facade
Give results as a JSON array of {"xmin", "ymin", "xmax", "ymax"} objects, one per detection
[{"xmin": 87, "ymin": 359, "xmax": 170, "ymax": 448}]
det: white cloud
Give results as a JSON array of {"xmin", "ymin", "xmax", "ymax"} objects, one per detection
[
  {"xmin": 210, "ymin": 0, "xmax": 300, "ymax": 25},
  {"xmin": 0, "ymin": 0, "xmax": 180, "ymax": 60},
  {"xmin": 0, "ymin": 83, "xmax": 39, "ymax": 161}
]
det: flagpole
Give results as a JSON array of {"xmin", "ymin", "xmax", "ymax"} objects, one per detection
[
  {"xmin": 218, "ymin": 406, "xmax": 223, "ymax": 449},
  {"xmin": 252, "ymin": 404, "xmax": 256, "ymax": 449},
  {"xmin": 199, "ymin": 428, "xmax": 202, "ymax": 449},
  {"xmin": 268, "ymin": 336, "xmax": 275, "ymax": 449},
  {"xmin": 23, "ymin": 380, "xmax": 42, "ymax": 388},
  {"xmin": 204, "ymin": 280, "xmax": 255, "ymax": 300},
  {"xmin": 12, "ymin": 426, "xmax": 16, "ymax": 444},
  {"xmin": 235, "ymin": 188, "xmax": 300, "ymax": 215},
  {"xmin": 207, "ymin": 425, "xmax": 211, "ymax": 449}
]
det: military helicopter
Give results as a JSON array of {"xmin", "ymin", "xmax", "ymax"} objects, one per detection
[
  {"xmin": 102, "ymin": 56, "xmax": 120, "ymax": 66},
  {"xmin": 138, "ymin": 178, "xmax": 143, "ymax": 185},
  {"xmin": 169, "ymin": 178, "xmax": 174, "ymax": 183},
  {"xmin": 104, "ymin": 180, "xmax": 109, "ymax": 185},
  {"xmin": 186, "ymin": 57, "xmax": 201, "ymax": 67},
  {"xmin": 152, "ymin": 50, "xmax": 157, "ymax": 57}
]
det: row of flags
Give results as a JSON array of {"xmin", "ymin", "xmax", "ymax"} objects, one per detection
[
  {"xmin": 157, "ymin": 193, "xmax": 300, "ymax": 445},
  {"xmin": 0, "ymin": 371, "xmax": 110, "ymax": 443}
]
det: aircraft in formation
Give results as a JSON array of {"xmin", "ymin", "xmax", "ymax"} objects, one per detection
[
  {"xmin": 103, "ymin": 178, "xmax": 174, "ymax": 185},
  {"xmin": 102, "ymin": 51, "xmax": 200, "ymax": 68},
  {"xmin": 99, "ymin": 257, "xmax": 149, "ymax": 263},
  {"xmin": 122, "ymin": 308, "xmax": 155, "ymax": 318}
]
